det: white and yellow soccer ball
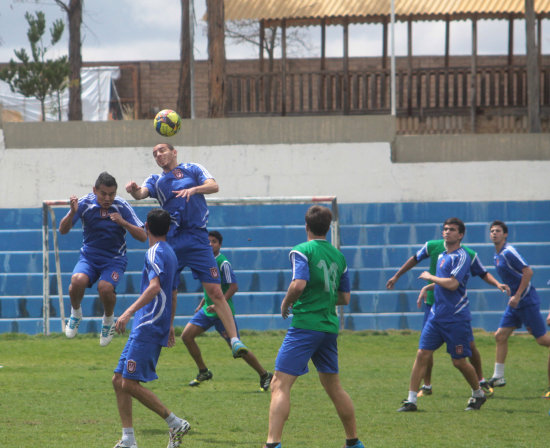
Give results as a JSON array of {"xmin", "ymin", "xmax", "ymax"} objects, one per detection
[{"xmin": 153, "ymin": 109, "xmax": 181, "ymax": 137}]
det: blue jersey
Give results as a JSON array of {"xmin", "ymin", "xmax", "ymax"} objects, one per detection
[
  {"xmin": 494, "ymin": 243, "xmax": 539, "ymax": 308},
  {"xmin": 431, "ymin": 247, "xmax": 472, "ymax": 323},
  {"xmin": 72, "ymin": 193, "xmax": 143, "ymax": 260},
  {"xmin": 143, "ymin": 163, "xmax": 213, "ymax": 231},
  {"xmin": 131, "ymin": 241, "xmax": 179, "ymax": 346}
]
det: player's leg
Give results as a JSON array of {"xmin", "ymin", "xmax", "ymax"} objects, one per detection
[
  {"xmin": 97, "ymin": 260, "xmax": 125, "ymax": 346},
  {"xmin": 266, "ymin": 371, "xmax": 298, "ymax": 444},
  {"xmin": 488, "ymin": 326, "xmax": 514, "ymax": 387},
  {"xmin": 241, "ymin": 351, "xmax": 273, "ymax": 390},
  {"xmin": 66, "ymin": 260, "xmax": 94, "ymax": 338},
  {"xmin": 522, "ymin": 306, "xmax": 550, "ymax": 396},
  {"xmin": 418, "ymin": 352, "xmax": 434, "ymax": 396},
  {"xmin": 318, "ymin": 372, "xmax": 361, "ymax": 445},
  {"xmin": 181, "ymin": 318, "xmax": 213, "ymax": 387}
]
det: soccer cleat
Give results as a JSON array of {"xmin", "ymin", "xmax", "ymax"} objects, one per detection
[
  {"xmin": 189, "ymin": 369, "xmax": 213, "ymax": 387},
  {"xmin": 100, "ymin": 321, "xmax": 116, "ymax": 346},
  {"xmin": 417, "ymin": 385, "xmax": 432, "ymax": 397},
  {"xmin": 480, "ymin": 380, "xmax": 494, "ymax": 398},
  {"xmin": 167, "ymin": 420, "xmax": 190, "ymax": 448},
  {"xmin": 465, "ymin": 395, "xmax": 487, "ymax": 411},
  {"xmin": 343, "ymin": 441, "xmax": 365, "ymax": 448},
  {"xmin": 231, "ymin": 340, "xmax": 249, "ymax": 358},
  {"xmin": 65, "ymin": 314, "xmax": 82, "ymax": 338},
  {"xmin": 113, "ymin": 440, "xmax": 138, "ymax": 448},
  {"xmin": 260, "ymin": 372, "xmax": 273, "ymax": 391},
  {"xmin": 397, "ymin": 400, "xmax": 417, "ymax": 412},
  {"xmin": 542, "ymin": 387, "xmax": 550, "ymax": 399},
  {"xmin": 262, "ymin": 445, "xmax": 281, "ymax": 448},
  {"xmin": 487, "ymin": 376, "xmax": 506, "ymax": 388}
]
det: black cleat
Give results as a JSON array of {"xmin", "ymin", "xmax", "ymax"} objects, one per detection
[
  {"xmin": 397, "ymin": 400, "xmax": 417, "ymax": 412},
  {"xmin": 189, "ymin": 369, "xmax": 213, "ymax": 387},
  {"xmin": 260, "ymin": 372, "xmax": 273, "ymax": 391},
  {"xmin": 487, "ymin": 376, "xmax": 506, "ymax": 388},
  {"xmin": 465, "ymin": 395, "xmax": 487, "ymax": 411}
]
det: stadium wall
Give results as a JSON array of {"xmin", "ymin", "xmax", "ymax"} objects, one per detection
[{"xmin": 1, "ymin": 115, "xmax": 550, "ymax": 208}]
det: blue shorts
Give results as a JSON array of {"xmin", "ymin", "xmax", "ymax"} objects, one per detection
[
  {"xmin": 114, "ymin": 337, "xmax": 162, "ymax": 382},
  {"xmin": 275, "ymin": 327, "xmax": 338, "ymax": 376},
  {"xmin": 419, "ymin": 318, "xmax": 473, "ymax": 359},
  {"xmin": 188, "ymin": 308, "xmax": 240, "ymax": 341},
  {"xmin": 499, "ymin": 304, "xmax": 547, "ymax": 338},
  {"xmin": 168, "ymin": 227, "xmax": 221, "ymax": 284},
  {"xmin": 73, "ymin": 254, "xmax": 126, "ymax": 290}
]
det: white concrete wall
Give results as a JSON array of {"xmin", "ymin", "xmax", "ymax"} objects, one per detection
[{"xmin": 2, "ymin": 142, "xmax": 550, "ymax": 208}]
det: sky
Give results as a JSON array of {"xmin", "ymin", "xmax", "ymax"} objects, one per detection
[{"xmin": 0, "ymin": 0, "xmax": 548, "ymax": 64}]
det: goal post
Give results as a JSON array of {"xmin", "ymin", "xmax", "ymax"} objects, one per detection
[{"xmin": 42, "ymin": 195, "xmax": 340, "ymax": 335}]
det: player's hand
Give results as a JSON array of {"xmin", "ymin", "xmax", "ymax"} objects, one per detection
[
  {"xmin": 109, "ymin": 212, "xmax": 124, "ymax": 225},
  {"xmin": 172, "ymin": 188, "xmax": 196, "ymax": 202},
  {"xmin": 115, "ymin": 311, "xmax": 131, "ymax": 334},
  {"xmin": 69, "ymin": 195, "xmax": 78, "ymax": 213},
  {"xmin": 417, "ymin": 288, "xmax": 428, "ymax": 309},
  {"xmin": 418, "ymin": 271, "xmax": 432, "ymax": 281},
  {"xmin": 386, "ymin": 276, "xmax": 397, "ymax": 289},
  {"xmin": 508, "ymin": 295, "xmax": 520, "ymax": 308},
  {"xmin": 281, "ymin": 303, "xmax": 292, "ymax": 319},
  {"xmin": 546, "ymin": 311, "xmax": 550, "ymax": 326},
  {"xmin": 498, "ymin": 283, "xmax": 511, "ymax": 296},
  {"xmin": 167, "ymin": 326, "xmax": 176, "ymax": 347},
  {"xmin": 125, "ymin": 181, "xmax": 140, "ymax": 194}
]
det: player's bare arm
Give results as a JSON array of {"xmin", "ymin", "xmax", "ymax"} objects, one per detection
[
  {"xmin": 509, "ymin": 266, "xmax": 533, "ymax": 308},
  {"xmin": 281, "ymin": 279, "xmax": 306, "ymax": 318},
  {"xmin": 109, "ymin": 212, "xmax": 147, "ymax": 242},
  {"xmin": 336, "ymin": 291, "xmax": 351, "ymax": 306},
  {"xmin": 116, "ymin": 276, "xmax": 161, "ymax": 334},
  {"xmin": 167, "ymin": 290, "xmax": 177, "ymax": 347},
  {"xmin": 419, "ymin": 271, "xmax": 459, "ymax": 291},
  {"xmin": 386, "ymin": 256, "xmax": 418, "ymax": 289},
  {"xmin": 58, "ymin": 195, "xmax": 79, "ymax": 234},
  {"xmin": 482, "ymin": 272, "xmax": 511, "ymax": 295},
  {"xmin": 417, "ymin": 283, "xmax": 434, "ymax": 308},
  {"xmin": 173, "ymin": 178, "xmax": 219, "ymax": 201},
  {"xmin": 125, "ymin": 181, "xmax": 150, "ymax": 200}
]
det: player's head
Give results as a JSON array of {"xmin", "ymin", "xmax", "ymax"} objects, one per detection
[
  {"xmin": 442, "ymin": 217, "xmax": 465, "ymax": 244},
  {"xmin": 490, "ymin": 220, "xmax": 508, "ymax": 245},
  {"xmin": 146, "ymin": 208, "xmax": 171, "ymax": 237},
  {"xmin": 305, "ymin": 205, "xmax": 332, "ymax": 237},
  {"xmin": 93, "ymin": 172, "xmax": 117, "ymax": 209},
  {"xmin": 153, "ymin": 143, "xmax": 178, "ymax": 172},
  {"xmin": 208, "ymin": 230, "xmax": 223, "ymax": 255}
]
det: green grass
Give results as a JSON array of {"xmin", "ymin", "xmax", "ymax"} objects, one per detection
[{"xmin": 1, "ymin": 329, "xmax": 549, "ymax": 447}]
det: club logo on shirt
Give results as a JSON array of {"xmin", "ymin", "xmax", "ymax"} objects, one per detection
[
  {"xmin": 496, "ymin": 258, "xmax": 500, "ymax": 266},
  {"xmin": 440, "ymin": 258, "xmax": 445, "ymax": 268},
  {"xmin": 173, "ymin": 169, "xmax": 184, "ymax": 179},
  {"xmin": 127, "ymin": 359, "xmax": 137, "ymax": 373},
  {"xmin": 100, "ymin": 209, "xmax": 109, "ymax": 218},
  {"xmin": 455, "ymin": 345, "xmax": 464, "ymax": 355},
  {"xmin": 210, "ymin": 267, "xmax": 219, "ymax": 279},
  {"xmin": 111, "ymin": 271, "xmax": 119, "ymax": 282}
]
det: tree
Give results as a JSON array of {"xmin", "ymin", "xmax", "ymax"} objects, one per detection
[
  {"xmin": 525, "ymin": 0, "xmax": 541, "ymax": 132},
  {"xmin": 207, "ymin": 0, "xmax": 225, "ymax": 118},
  {"xmin": 0, "ymin": 11, "xmax": 70, "ymax": 121},
  {"xmin": 53, "ymin": 0, "xmax": 83, "ymax": 121},
  {"xmin": 225, "ymin": 20, "xmax": 313, "ymax": 72},
  {"xmin": 178, "ymin": 0, "xmax": 192, "ymax": 119}
]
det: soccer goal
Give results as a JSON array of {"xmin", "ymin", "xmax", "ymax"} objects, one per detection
[{"xmin": 42, "ymin": 196, "xmax": 340, "ymax": 335}]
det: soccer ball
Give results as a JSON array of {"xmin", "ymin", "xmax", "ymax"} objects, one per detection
[{"xmin": 153, "ymin": 109, "xmax": 181, "ymax": 137}]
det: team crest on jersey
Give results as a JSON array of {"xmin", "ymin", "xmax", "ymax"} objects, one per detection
[
  {"xmin": 496, "ymin": 258, "xmax": 500, "ymax": 266},
  {"xmin": 439, "ymin": 258, "xmax": 445, "ymax": 268},
  {"xmin": 100, "ymin": 209, "xmax": 109, "ymax": 218},
  {"xmin": 173, "ymin": 169, "xmax": 184, "ymax": 179},
  {"xmin": 210, "ymin": 267, "xmax": 219, "ymax": 279},
  {"xmin": 127, "ymin": 359, "xmax": 137, "ymax": 373},
  {"xmin": 455, "ymin": 345, "xmax": 464, "ymax": 355},
  {"xmin": 111, "ymin": 271, "xmax": 119, "ymax": 282}
]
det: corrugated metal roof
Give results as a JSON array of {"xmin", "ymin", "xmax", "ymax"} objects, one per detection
[{"xmin": 223, "ymin": 0, "xmax": 550, "ymax": 25}]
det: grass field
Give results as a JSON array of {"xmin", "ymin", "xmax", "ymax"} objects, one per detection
[{"xmin": 1, "ymin": 329, "xmax": 549, "ymax": 447}]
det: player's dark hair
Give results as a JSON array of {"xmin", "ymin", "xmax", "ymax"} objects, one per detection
[
  {"xmin": 490, "ymin": 220, "xmax": 508, "ymax": 234},
  {"xmin": 305, "ymin": 205, "xmax": 332, "ymax": 236},
  {"xmin": 95, "ymin": 171, "xmax": 117, "ymax": 189},
  {"xmin": 208, "ymin": 230, "xmax": 223, "ymax": 245},
  {"xmin": 443, "ymin": 217, "xmax": 465, "ymax": 235},
  {"xmin": 147, "ymin": 209, "xmax": 171, "ymax": 237}
]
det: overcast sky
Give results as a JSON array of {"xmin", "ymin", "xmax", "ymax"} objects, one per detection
[{"xmin": 0, "ymin": 0, "xmax": 548, "ymax": 64}]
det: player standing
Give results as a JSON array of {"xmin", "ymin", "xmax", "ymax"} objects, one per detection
[
  {"xmin": 125, "ymin": 143, "xmax": 248, "ymax": 358},
  {"xmin": 264, "ymin": 205, "xmax": 364, "ymax": 448},
  {"xmin": 112, "ymin": 209, "xmax": 189, "ymax": 448},
  {"xmin": 59, "ymin": 172, "xmax": 147, "ymax": 346},
  {"xmin": 397, "ymin": 218, "xmax": 487, "ymax": 412},
  {"xmin": 387, "ymin": 236, "xmax": 509, "ymax": 397},
  {"xmin": 182, "ymin": 230, "xmax": 273, "ymax": 390},
  {"xmin": 486, "ymin": 220, "xmax": 550, "ymax": 396}
]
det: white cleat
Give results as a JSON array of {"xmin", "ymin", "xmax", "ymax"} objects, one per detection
[
  {"xmin": 65, "ymin": 315, "xmax": 82, "ymax": 338},
  {"xmin": 167, "ymin": 420, "xmax": 190, "ymax": 448},
  {"xmin": 100, "ymin": 321, "xmax": 116, "ymax": 346}
]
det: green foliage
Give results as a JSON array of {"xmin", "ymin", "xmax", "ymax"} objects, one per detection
[
  {"xmin": 0, "ymin": 11, "xmax": 70, "ymax": 121},
  {"xmin": 1, "ymin": 330, "xmax": 549, "ymax": 447}
]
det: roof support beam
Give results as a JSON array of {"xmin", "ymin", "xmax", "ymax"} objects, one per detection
[{"xmin": 470, "ymin": 18, "xmax": 478, "ymax": 132}]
